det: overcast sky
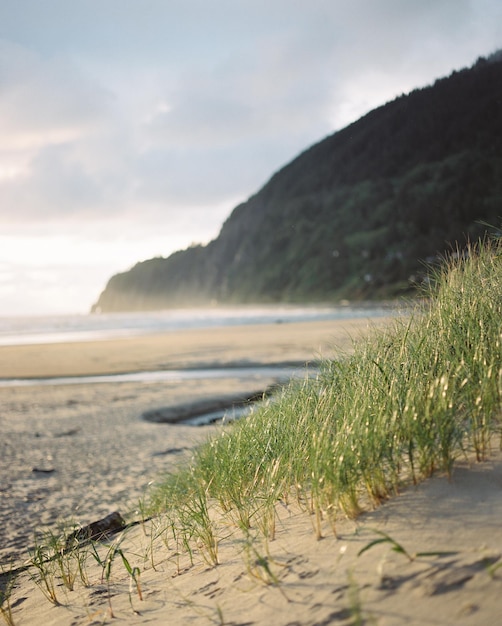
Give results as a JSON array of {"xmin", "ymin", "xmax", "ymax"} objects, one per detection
[{"xmin": 1, "ymin": 0, "xmax": 501, "ymax": 315}]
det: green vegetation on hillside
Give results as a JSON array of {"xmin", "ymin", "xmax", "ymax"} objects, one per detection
[
  {"xmin": 93, "ymin": 53, "xmax": 502, "ymax": 312},
  {"xmin": 146, "ymin": 236, "xmax": 502, "ymax": 556}
]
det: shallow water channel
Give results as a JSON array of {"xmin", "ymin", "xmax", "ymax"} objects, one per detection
[{"xmin": 0, "ymin": 365, "xmax": 316, "ymax": 425}]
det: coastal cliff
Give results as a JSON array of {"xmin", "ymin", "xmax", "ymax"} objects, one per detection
[{"xmin": 93, "ymin": 52, "xmax": 502, "ymax": 312}]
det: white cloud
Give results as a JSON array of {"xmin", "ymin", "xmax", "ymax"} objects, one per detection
[{"xmin": 0, "ymin": 41, "xmax": 109, "ymax": 148}]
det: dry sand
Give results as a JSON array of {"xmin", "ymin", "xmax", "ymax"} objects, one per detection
[
  {"xmin": 2, "ymin": 315, "xmax": 502, "ymax": 625},
  {"xmin": 8, "ymin": 453, "xmax": 502, "ymax": 626}
]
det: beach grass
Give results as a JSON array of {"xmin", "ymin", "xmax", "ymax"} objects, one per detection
[
  {"xmin": 147, "ymin": 236, "xmax": 502, "ymax": 555},
  {"xmin": 0, "ymin": 568, "xmax": 17, "ymax": 626}
]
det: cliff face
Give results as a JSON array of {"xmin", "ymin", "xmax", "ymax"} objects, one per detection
[{"xmin": 93, "ymin": 53, "xmax": 502, "ymax": 313}]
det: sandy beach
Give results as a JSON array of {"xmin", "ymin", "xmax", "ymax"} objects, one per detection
[
  {"xmin": 2, "ymin": 314, "xmax": 502, "ymax": 625},
  {"xmin": 0, "ymin": 317, "xmax": 382, "ymax": 378}
]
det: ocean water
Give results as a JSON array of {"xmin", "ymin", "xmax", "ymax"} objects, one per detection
[{"xmin": 0, "ymin": 304, "xmax": 393, "ymax": 347}]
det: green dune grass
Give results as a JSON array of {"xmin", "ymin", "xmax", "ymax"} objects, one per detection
[{"xmin": 146, "ymin": 236, "xmax": 502, "ymax": 555}]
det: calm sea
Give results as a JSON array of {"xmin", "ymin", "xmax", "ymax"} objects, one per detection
[{"xmin": 0, "ymin": 304, "xmax": 393, "ymax": 347}]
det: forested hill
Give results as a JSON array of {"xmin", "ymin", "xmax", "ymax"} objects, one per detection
[{"xmin": 92, "ymin": 52, "xmax": 502, "ymax": 313}]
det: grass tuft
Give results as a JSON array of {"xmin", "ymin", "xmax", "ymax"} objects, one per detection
[{"xmin": 145, "ymin": 237, "xmax": 502, "ymax": 565}]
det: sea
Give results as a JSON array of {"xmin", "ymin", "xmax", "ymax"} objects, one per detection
[{"xmin": 0, "ymin": 304, "xmax": 394, "ymax": 347}]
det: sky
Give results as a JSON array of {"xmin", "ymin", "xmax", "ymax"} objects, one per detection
[{"xmin": 0, "ymin": 0, "xmax": 501, "ymax": 316}]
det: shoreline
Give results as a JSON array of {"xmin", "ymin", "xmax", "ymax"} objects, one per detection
[{"xmin": 0, "ymin": 317, "xmax": 394, "ymax": 379}]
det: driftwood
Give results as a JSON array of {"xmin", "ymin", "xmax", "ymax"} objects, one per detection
[{"xmin": 64, "ymin": 511, "xmax": 125, "ymax": 550}]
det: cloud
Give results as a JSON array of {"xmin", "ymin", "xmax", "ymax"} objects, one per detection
[
  {"xmin": 0, "ymin": 41, "xmax": 110, "ymax": 149},
  {"xmin": 0, "ymin": 40, "xmax": 124, "ymax": 223},
  {"xmin": 1, "ymin": 1, "xmax": 501, "ymax": 226}
]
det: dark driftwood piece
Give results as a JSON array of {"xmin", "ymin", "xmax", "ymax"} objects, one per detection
[{"xmin": 64, "ymin": 511, "xmax": 126, "ymax": 550}]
